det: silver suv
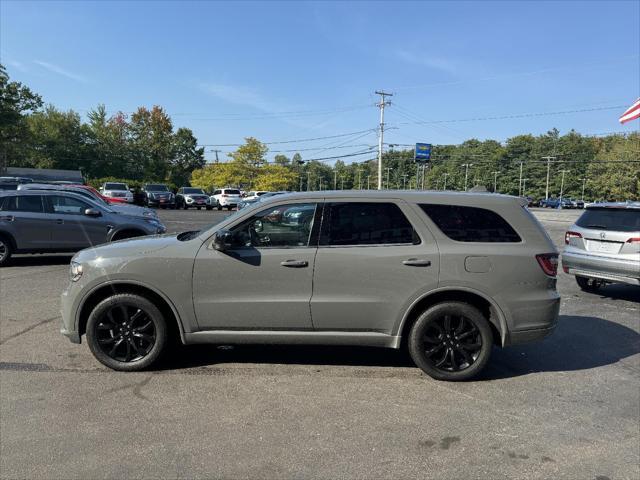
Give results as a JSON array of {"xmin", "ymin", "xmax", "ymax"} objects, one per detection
[
  {"xmin": 60, "ymin": 191, "xmax": 560, "ymax": 381},
  {"xmin": 0, "ymin": 190, "xmax": 166, "ymax": 266},
  {"xmin": 562, "ymin": 202, "xmax": 640, "ymax": 291}
]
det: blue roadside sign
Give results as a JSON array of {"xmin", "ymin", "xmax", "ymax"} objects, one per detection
[{"xmin": 415, "ymin": 143, "xmax": 432, "ymax": 162}]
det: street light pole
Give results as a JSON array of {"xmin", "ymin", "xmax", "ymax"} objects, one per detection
[
  {"xmin": 357, "ymin": 169, "xmax": 362, "ymax": 190},
  {"xmin": 307, "ymin": 172, "xmax": 311, "ymax": 191},
  {"xmin": 443, "ymin": 173, "xmax": 449, "ymax": 190},
  {"xmin": 402, "ymin": 174, "xmax": 407, "ymax": 189},
  {"xmin": 542, "ymin": 156, "xmax": 556, "ymax": 200},
  {"xmin": 522, "ymin": 178, "xmax": 529, "ymax": 196},
  {"xmin": 493, "ymin": 170, "xmax": 499, "ymax": 193},
  {"xmin": 559, "ymin": 170, "xmax": 570, "ymax": 202},
  {"xmin": 462, "ymin": 163, "xmax": 473, "ymax": 191},
  {"xmin": 580, "ymin": 177, "xmax": 587, "ymax": 201},
  {"xmin": 375, "ymin": 90, "xmax": 393, "ymax": 190},
  {"xmin": 518, "ymin": 161, "xmax": 524, "ymax": 196},
  {"xmin": 385, "ymin": 167, "xmax": 392, "ymax": 189}
]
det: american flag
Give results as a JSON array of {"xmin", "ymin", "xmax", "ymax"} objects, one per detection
[{"xmin": 619, "ymin": 98, "xmax": 640, "ymax": 124}]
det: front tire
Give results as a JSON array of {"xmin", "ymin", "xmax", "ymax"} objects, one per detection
[
  {"xmin": 0, "ymin": 235, "xmax": 13, "ymax": 267},
  {"xmin": 408, "ymin": 302, "xmax": 493, "ymax": 381},
  {"xmin": 86, "ymin": 294, "xmax": 168, "ymax": 371},
  {"xmin": 216, "ymin": 206, "xmax": 222, "ymax": 211},
  {"xmin": 576, "ymin": 275, "xmax": 604, "ymax": 292}
]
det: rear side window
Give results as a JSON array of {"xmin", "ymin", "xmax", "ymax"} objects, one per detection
[
  {"xmin": 4, "ymin": 195, "xmax": 45, "ymax": 213},
  {"xmin": 213, "ymin": 190, "xmax": 221, "ymax": 195},
  {"xmin": 320, "ymin": 202, "xmax": 419, "ymax": 246},
  {"xmin": 576, "ymin": 208, "xmax": 640, "ymax": 232},
  {"xmin": 420, "ymin": 204, "xmax": 521, "ymax": 243}
]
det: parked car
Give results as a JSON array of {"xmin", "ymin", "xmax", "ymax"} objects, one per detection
[
  {"xmin": 60, "ymin": 191, "xmax": 560, "ymax": 381},
  {"xmin": 0, "ymin": 190, "xmax": 165, "ymax": 266},
  {"xmin": 237, "ymin": 191, "xmax": 288, "ymax": 210},
  {"xmin": 176, "ymin": 187, "xmax": 211, "ymax": 210},
  {"xmin": 211, "ymin": 188, "xmax": 242, "ymax": 210},
  {"xmin": 244, "ymin": 190, "xmax": 270, "ymax": 201},
  {"xmin": 540, "ymin": 197, "xmax": 572, "ymax": 209},
  {"xmin": 99, "ymin": 182, "xmax": 133, "ymax": 203},
  {"xmin": 141, "ymin": 184, "xmax": 175, "ymax": 209},
  {"xmin": 17, "ymin": 184, "xmax": 158, "ymax": 218},
  {"xmin": 562, "ymin": 202, "xmax": 640, "ymax": 291}
]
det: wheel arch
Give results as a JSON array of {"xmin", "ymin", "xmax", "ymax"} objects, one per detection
[
  {"xmin": 397, "ymin": 288, "xmax": 508, "ymax": 347},
  {"xmin": 0, "ymin": 230, "xmax": 17, "ymax": 250},
  {"xmin": 109, "ymin": 228, "xmax": 147, "ymax": 242},
  {"xmin": 77, "ymin": 281, "xmax": 186, "ymax": 344}
]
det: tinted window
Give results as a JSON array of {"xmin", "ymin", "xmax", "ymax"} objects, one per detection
[
  {"xmin": 224, "ymin": 189, "xmax": 241, "ymax": 195},
  {"xmin": 49, "ymin": 195, "xmax": 91, "ymax": 215},
  {"xmin": 146, "ymin": 184, "xmax": 168, "ymax": 192},
  {"xmin": 576, "ymin": 208, "xmax": 640, "ymax": 232},
  {"xmin": 183, "ymin": 188, "xmax": 205, "ymax": 194},
  {"xmin": 420, "ymin": 204, "xmax": 521, "ymax": 243},
  {"xmin": 231, "ymin": 203, "xmax": 317, "ymax": 248},
  {"xmin": 0, "ymin": 183, "xmax": 18, "ymax": 191},
  {"xmin": 4, "ymin": 195, "xmax": 44, "ymax": 213},
  {"xmin": 104, "ymin": 183, "xmax": 127, "ymax": 190},
  {"xmin": 320, "ymin": 202, "xmax": 418, "ymax": 246},
  {"xmin": 213, "ymin": 190, "xmax": 221, "ymax": 195}
]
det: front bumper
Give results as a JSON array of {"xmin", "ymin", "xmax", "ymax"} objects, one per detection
[
  {"xmin": 148, "ymin": 198, "xmax": 175, "ymax": 207},
  {"xmin": 60, "ymin": 286, "xmax": 81, "ymax": 343},
  {"xmin": 562, "ymin": 251, "xmax": 640, "ymax": 285}
]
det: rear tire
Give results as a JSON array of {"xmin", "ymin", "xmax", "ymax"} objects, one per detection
[
  {"xmin": 0, "ymin": 235, "xmax": 13, "ymax": 267},
  {"xmin": 183, "ymin": 204, "xmax": 188, "ymax": 210},
  {"xmin": 196, "ymin": 206, "xmax": 201, "ymax": 210},
  {"xmin": 576, "ymin": 275, "xmax": 604, "ymax": 292},
  {"xmin": 85, "ymin": 293, "xmax": 168, "ymax": 371},
  {"xmin": 206, "ymin": 206, "xmax": 212, "ymax": 211},
  {"xmin": 217, "ymin": 206, "xmax": 222, "ymax": 211},
  {"xmin": 408, "ymin": 302, "xmax": 493, "ymax": 381}
]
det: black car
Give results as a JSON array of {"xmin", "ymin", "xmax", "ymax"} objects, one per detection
[{"xmin": 142, "ymin": 184, "xmax": 176, "ymax": 209}]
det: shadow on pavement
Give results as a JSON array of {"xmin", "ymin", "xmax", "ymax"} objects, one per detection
[
  {"xmin": 157, "ymin": 314, "xmax": 640, "ymax": 379},
  {"xmin": 588, "ymin": 283, "xmax": 640, "ymax": 303},
  {"xmin": 5, "ymin": 254, "xmax": 73, "ymax": 267}
]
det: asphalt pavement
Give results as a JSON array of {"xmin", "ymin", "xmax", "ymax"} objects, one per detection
[{"xmin": 1, "ymin": 208, "xmax": 638, "ymax": 479}]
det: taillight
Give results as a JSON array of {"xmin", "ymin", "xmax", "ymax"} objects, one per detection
[
  {"xmin": 565, "ymin": 231, "xmax": 582, "ymax": 244},
  {"xmin": 536, "ymin": 253, "xmax": 559, "ymax": 277},
  {"xmin": 627, "ymin": 237, "xmax": 640, "ymax": 243}
]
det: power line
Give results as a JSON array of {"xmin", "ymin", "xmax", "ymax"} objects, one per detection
[{"xmin": 198, "ymin": 128, "xmax": 376, "ymax": 147}]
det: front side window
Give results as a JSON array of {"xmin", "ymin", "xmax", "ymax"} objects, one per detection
[
  {"xmin": 4, "ymin": 195, "xmax": 44, "ymax": 213},
  {"xmin": 320, "ymin": 202, "xmax": 418, "ymax": 246},
  {"xmin": 49, "ymin": 195, "xmax": 92, "ymax": 215},
  {"xmin": 230, "ymin": 203, "xmax": 317, "ymax": 248},
  {"xmin": 419, "ymin": 204, "xmax": 521, "ymax": 243}
]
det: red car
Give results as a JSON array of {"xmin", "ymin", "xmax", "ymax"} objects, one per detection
[{"xmin": 67, "ymin": 184, "xmax": 128, "ymax": 204}]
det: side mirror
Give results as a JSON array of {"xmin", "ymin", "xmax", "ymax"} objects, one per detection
[
  {"xmin": 253, "ymin": 220, "xmax": 263, "ymax": 232},
  {"xmin": 84, "ymin": 208, "xmax": 102, "ymax": 217},
  {"xmin": 212, "ymin": 230, "xmax": 234, "ymax": 251}
]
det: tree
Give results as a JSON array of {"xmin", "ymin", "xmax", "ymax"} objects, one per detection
[
  {"xmin": 129, "ymin": 106, "xmax": 174, "ymax": 180},
  {"xmin": 170, "ymin": 127, "xmax": 205, "ymax": 186},
  {"xmin": 273, "ymin": 154, "xmax": 291, "ymax": 166},
  {"xmin": 0, "ymin": 64, "xmax": 43, "ymax": 170}
]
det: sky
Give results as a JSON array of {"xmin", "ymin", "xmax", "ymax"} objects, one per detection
[{"xmin": 1, "ymin": 0, "xmax": 639, "ymax": 163}]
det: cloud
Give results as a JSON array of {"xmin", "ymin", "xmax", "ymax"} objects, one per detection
[
  {"xmin": 395, "ymin": 50, "xmax": 459, "ymax": 75},
  {"xmin": 6, "ymin": 60, "xmax": 28, "ymax": 72},
  {"xmin": 199, "ymin": 82, "xmax": 276, "ymax": 112},
  {"xmin": 34, "ymin": 60, "xmax": 87, "ymax": 83}
]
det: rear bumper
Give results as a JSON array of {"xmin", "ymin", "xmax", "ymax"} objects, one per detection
[
  {"xmin": 562, "ymin": 251, "xmax": 640, "ymax": 285},
  {"xmin": 508, "ymin": 324, "xmax": 557, "ymax": 345},
  {"xmin": 504, "ymin": 294, "xmax": 560, "ymax": 346}
]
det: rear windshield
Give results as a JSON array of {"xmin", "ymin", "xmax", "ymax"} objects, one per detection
[
  {"xmin": 183, "ymin": 188, "xmax": 205, "ymax": 194},
  {"xmin": 577, "ymin": 208, "xmax": 640, "ymax": 232},
  {"xmin": 224, "ymin": 189, "xmax": 241, "ymax": 195},
  {"xmin": 104, "ymin": 183, "xmax": 127, "ymax": 190},
  {"xmin": 419, "ymin": 204, "xmax": 521, "ymax": 243},
  {"xmin": 146, "ymin": 184, "xmax": 168, "ymax": 192}
]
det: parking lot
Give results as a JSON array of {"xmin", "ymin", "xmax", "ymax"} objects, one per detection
[{"xmin": 1, "ymin": 208, "xmax": 638, "ymax": 479}]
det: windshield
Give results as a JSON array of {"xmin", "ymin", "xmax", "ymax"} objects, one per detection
[
  {"xmin": 183, "ymin": 188, "xmax": 205, "ymax": 194},
  {"xmin": 577, "ymin": 208, "xmax": 640, "ymax": 232},
  {"xmin": 146, "ymin": 184, "xmax": 169, "ymax": 192},
  {"xmin": 104, "ymin": 183, "xmax": 128, "ymax": 190}
]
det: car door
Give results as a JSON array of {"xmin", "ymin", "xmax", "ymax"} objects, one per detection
[
  {"xmin": 0, "ymin": 195, "xmax": 52, "ymax": 249},
  {"xmin": 310, "ymin": 199, "xmax": 440, "ymax": 335},
  {"xmin": 192, "ymin": 201, "xmax": 320, "ymax": 330},
  {"xmin": 46, "ymin": 195, "xmax": 109, "ymax": 248}
]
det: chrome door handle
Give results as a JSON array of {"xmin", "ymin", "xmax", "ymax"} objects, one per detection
[
  {"xmin": 402, "ymin": 258, "xmax": 432, "ymax": 267},
  {"xmin": 0, "ymin": 215, "xmax": 14, "ymax": 222},
  {"xmin": 280, "ymin": 259, "xmax": 309, "ymax": 268}
]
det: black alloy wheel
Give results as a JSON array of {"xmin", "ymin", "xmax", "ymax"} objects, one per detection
[
  {"xmin": 408, "ymin": 302, "xmax": 493, "ymax": 381},
  {"xmin": 86, "ymin": 294, "xmax": 168, "ymax": 371},
  {"xmin": 0, "ymin": 236, "xmax": 12, "ymax": 266}
]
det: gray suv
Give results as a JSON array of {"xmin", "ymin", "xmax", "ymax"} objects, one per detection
[
  {"xmin": 60, "ymin": 191, "xmax": 560, "ymax": 381},
  {"xmin": 562, "ymin": 202, "xmax": 640, "ymax": 291},
  {"xmin": 0, "ymin": 191, "xmax": 166, "ymax": 266}
]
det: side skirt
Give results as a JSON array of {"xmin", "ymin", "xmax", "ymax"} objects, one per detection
[{"xmin": 184, "ymin": 330, "xmax": 402, "ymax": 349}]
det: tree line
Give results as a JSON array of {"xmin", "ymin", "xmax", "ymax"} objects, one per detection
[{"xmin": 2, "ymin": 63, "xmax": 638, "ymax": 200}]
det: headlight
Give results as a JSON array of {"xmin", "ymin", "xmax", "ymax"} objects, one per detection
[
  {"xmin": 70, "ymin": 261, "xmax": 83, "ymax": 282},
  {"xmin": 144, "ymin": 217, "xmax": 160, "ymax": 225}
]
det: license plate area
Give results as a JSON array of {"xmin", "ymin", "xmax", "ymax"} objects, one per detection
[{"xmin": 586, "ymin": 239, "xmax": 623, "ymax": 254}]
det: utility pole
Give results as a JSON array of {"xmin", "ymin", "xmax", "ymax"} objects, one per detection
[
  {"xmin": 211, "ymin": 149, "xmax": 221, "ymax": 163},
  {"xmin": 492, "ymin": 171, "xmax": 499, "ymax": 193},
  {"xmin": 522, "ymin": 178, "xmax": 529, "ymax": 196},
  {"xmin": 385, "ymin": 167, "xmax": 392, "ymax": 189},
  {"xmin": 580, "ymin": 177, "xmax": 587, "ymax": 201},
  {"xmin": 307, "ymin": 172, "xmax": 311, "ymax": 191},
  {"xmin": 357, "ymin": 169, "xmax": 362, "ymax": 189},
  {"xmin": 375, "ymin": 90, "xmax": 393, "ymax": 190},
  {"xmin": 518, "ymin": 161, "xmax": 524, "ymax": 196},
  {"xmin": 541, "ymin": 156, "xmax": 556, "ymax": 200},
  {"xmin": 462, "ymin": 163, "xmax": 473, "ymax": 191},
  {"xmin": 402, "ymin": 174, "xmax": 408, "ymax": 189},
  {"xmin": 333, "ymin": 170, "xmax": 337, "ymax": 190},
  {"xmin": 443, "ymin": 173, "xmax": 449, "ymax": 190},
  {"xmin": 559, "ymin": 170, "xmax": 570, "ymax": 202}
]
